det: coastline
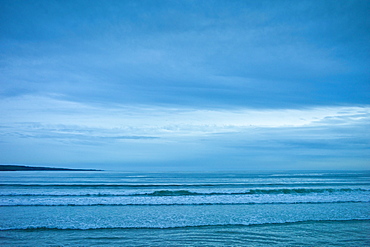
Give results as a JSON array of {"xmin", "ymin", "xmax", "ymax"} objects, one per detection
[{"xmin": 0, "ymin": 165, "xmax": 102, "ymax": 171}]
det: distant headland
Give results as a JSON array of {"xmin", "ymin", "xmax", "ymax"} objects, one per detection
[{"xmin": 0, "ymin": 165, "xmax": 102, "ymax": 171}]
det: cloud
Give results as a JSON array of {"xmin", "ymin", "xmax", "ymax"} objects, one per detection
[
  {"xmin": 1, "ymin": 1, "xmax": 369, "ymax": 169},
  {"xmin": 2, "ymin": 95, "xmax": 369, "ymax": 133},
  {"xmin": 1, "ymin": 1, "xmax": 369, "ymax": 108},
  {"xmin": 0, "ymin": 95, "xmax": 369, "ymax": 169}
]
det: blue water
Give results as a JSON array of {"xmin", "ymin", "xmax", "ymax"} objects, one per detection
[{"xmin": 1, "ymin": 171, "xmax": 369, "ymax": 246}]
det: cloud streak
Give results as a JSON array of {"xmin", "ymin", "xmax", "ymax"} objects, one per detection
[{"xmin": 0, "ymin": 95, "xmax": 369, "ymax": 169}]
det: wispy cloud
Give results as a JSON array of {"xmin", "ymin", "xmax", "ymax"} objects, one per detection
[
  {"xmin": 2, "ymin": 95, "xmax": 369, "ymax": 134},
  {"xmin": 0, "ymin": 95, "xmax": 369, "ymax": 169}
]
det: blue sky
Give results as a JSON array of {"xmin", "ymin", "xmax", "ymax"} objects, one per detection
[{"xmin": 0, "ymin": 0, "xmax": 369, "ymax": 170}]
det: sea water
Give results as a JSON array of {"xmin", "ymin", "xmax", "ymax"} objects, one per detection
[{"xmin": 0, "ymin": 171, "xmax": 369, "ymax": 246}]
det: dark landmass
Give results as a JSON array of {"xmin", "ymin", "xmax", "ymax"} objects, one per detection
[{"xmin": 0, "ymin": 165, "xmax": 102, "ymax": 171}]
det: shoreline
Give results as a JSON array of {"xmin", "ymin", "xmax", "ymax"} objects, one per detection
[{"xmin": 0, "ymin": 165, "xmax": 102, "ymax": 171}]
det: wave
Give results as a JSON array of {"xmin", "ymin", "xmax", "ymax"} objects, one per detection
[
  {"xmin": 1, "ymin": 182, "xmax": 369, "ymax": 188},
  {"xmin": 1, "ymin": 201, "xmax": 368, "ymax": 207},
  {"xmin": 140, "ymin": 188, "xmax": 368, "ymax": 196},
  {"xmin": 1, "ymin": 188, "xmax": 368, "ymax": 197},
  {"xmin": 1, "ymin": 219, "xmax": 369, "ymax": 231}
]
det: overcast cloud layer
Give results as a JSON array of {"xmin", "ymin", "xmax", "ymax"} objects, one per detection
[{"xmin": 1, "ymin": 0, "xmax": 369, "ymax": 170}]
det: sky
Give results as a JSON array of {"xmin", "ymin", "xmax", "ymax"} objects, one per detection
[{"xmin": 0, "ymin": 0, "xmax": 369, "ymax": 171}]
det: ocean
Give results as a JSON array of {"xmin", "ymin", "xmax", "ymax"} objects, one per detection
[{"xmin": 0, "ymin": 170, "xmax": 369, "ymax": 246}]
